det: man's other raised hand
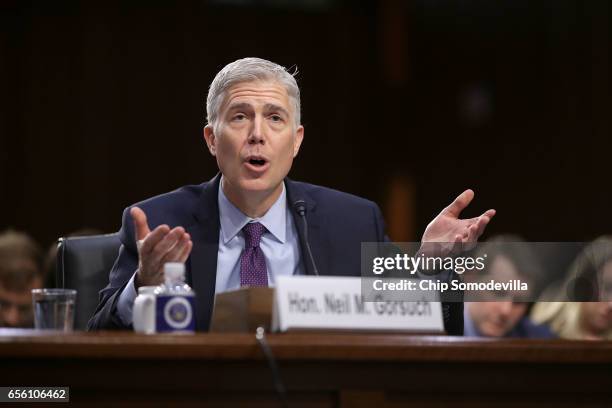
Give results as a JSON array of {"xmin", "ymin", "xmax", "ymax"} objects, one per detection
[
  {"xmin": 130, "ymin": 207, "xmax": 193, "ymax": 288},
  {"xmin": 420, "ymin": 189, "xmax": 496, "ymax": 255}
]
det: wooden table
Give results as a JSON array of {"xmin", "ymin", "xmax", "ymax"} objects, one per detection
[{"xmin": 1, "ymin": 329, "xmax": 611, "ymax": 407}]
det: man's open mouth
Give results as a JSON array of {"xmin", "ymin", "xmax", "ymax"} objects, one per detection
[
  {"xmin": 244, "ymin": 156, "xmax": 270, "ymax": 172},
  {"xmin": 248, "ymin": 158, "xmax": 267, "ymax": 166},
  {"xmin": 245, "ymin": 154, "xmax": 268, "ymax": 165}
]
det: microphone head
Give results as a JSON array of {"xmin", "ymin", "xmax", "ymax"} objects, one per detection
[{"xmin": 293, "ymin": 200, "xmax": 306, "ymax": 216}]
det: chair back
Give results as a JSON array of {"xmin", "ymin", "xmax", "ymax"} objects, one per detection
[{"xmin": 56, "ymin": 233, "xmax": 121, "ymax": 329}]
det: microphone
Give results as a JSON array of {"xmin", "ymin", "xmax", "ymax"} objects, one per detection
[{"xmin": 293, "ymin": 200, "xmax": 319, "ymax": 276}]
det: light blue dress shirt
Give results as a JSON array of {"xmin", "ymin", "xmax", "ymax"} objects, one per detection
[
  {"xmin": 215, "ymin": 179, "xmax": 303, "ymax": 292},
  {"xmin": 116, "ymin": 179, "xmax": 303, "ymax": 325}
]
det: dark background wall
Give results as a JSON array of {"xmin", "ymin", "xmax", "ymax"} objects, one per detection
[{"xmin": 0, "ymin": 0, "xmax": 610, "ymax": 248}]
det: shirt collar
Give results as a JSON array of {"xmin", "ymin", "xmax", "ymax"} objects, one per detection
[
  {"xmin": 463, "ymin": 303, "xmax": 480, "ymax": 337},
  {"xmin": 218, "ymin": 177, "xmax": 287, "ymax": 245}
]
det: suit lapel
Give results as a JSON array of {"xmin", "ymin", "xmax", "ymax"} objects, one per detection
[
  {"xmin": 188, "ymin": 175, "xmax": 328, "ymax": 329},
  {"xmin": 285, "ymin": 178, "xmax": 328, "ymax": 276},
  {"xmin": 188, "ymin": 174, "xmax": 221, "ymax": 330}
]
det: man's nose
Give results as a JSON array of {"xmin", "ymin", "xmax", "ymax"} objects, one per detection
[
  {"xmin": 498, "ymin": 301, "xmax": 512, "ymax": 317},
  {"xmin": 248, "ymin": 116, "xmax": 265, "ymax": 145}
]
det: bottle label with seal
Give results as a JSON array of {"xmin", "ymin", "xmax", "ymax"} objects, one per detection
[{"xmin": 155, "ymin": 295, "xmax": 195, "ymax": 333}]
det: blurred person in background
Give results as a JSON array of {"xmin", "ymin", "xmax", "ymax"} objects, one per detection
[
  {"xmin": 531, "ymin": 237, "xmax": 612, "ymax": 340},
  {"xmin": 464, "ymin": 235, "xmax": 555, "ymax": 338},
  {"xmin": 0, "ymin": 230, "xmax": 44, "ymax": 328}
]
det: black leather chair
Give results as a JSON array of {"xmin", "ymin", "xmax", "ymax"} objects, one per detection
[{"xmin": 56, "ymin": 233, "xmax": 121, "ymax": 330}]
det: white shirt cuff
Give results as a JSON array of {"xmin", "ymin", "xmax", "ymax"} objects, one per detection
[{"xmin": 116, "ymin": 272, "xmax": 138, "ymax": 326}]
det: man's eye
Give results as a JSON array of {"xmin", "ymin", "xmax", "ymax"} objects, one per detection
[
  {"xmin": 269, "ymin": 114, "xmax": 283, "ymax": 122},
  {"xmin": 232, "ymin": 114, "xmax": 247, "ymax": 121},
  {"xmin": 494, "ymin": 290, "xmax": 508, "ymax": 299}
]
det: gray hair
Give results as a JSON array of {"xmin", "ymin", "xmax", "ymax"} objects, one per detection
[{"xmin": 206, "ymin": 57, "xmax": 301, "ymax": 131}]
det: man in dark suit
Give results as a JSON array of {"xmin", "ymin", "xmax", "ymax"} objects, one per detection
[{"xmin": 88, "ymin": 57, "xmax": 495, "ymax": 333}]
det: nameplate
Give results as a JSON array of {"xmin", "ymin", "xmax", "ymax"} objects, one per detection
[{"xmin": 272, "ymin": 276, "xmax": 444, "ymax": 333}]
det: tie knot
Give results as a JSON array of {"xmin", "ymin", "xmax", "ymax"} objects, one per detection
[{"xmin": 242, "ymin": 222, "xmax": 266, "ymax": 248}]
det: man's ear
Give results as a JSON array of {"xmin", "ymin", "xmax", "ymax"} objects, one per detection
[
  {"xmin": 203, "ymin": 125, "xmax": 217, "ymax": 156},
  {"xmin": 293, "ymin": 125, "xmax": 304, "ymax": 158}
]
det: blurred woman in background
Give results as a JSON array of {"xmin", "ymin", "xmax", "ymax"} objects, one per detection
[{"xmin": 531, "ymin": 236, "xmax": 612, "ymax": 340}]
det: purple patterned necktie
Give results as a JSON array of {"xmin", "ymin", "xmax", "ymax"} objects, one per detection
[{"xmin": 240, "ymin": 222, "xmax": 268, "ymax": 287}]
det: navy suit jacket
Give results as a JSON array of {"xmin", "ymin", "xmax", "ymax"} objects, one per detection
[
  {"xmin": 88, "ymin": 174, "xmax": 463, "ymax": 334},
  {"xmin": 506, "ymin": 317, "xmax": 556, "ymax": 339}
]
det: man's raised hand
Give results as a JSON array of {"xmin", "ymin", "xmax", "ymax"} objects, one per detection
[
  {"xmin": 130, "ymin": 207, "xmax": 193, "ymax": 288},
  {"xmin": 420, "ymin": 189, "xmax": 495, "ymax": 255}
]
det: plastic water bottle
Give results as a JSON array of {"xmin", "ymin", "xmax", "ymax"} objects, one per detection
[{"xmin": 154, "ymin": 262, "xmax": 196, "ymax": 333}]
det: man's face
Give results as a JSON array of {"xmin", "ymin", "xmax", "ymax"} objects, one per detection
[
  {"xmin": 204, "ymin": 80, "xmax": 304, "ymax": 200},
  {"xmin": 579, "ymin": 260, "xmax": 612, "ymax": 335},
  {"xmin": 0, "ymin": 277, "xmax": 41, "ymax": 328},
  {"xmin": 468, "ymin": 301, "xmax": 528, "ymax": 337},
  {"xmin": 581, "ymin": 301, "xmax": 612, "ymax": 334},
  {"xmin": 468, "ymin": 255, "xmax": 528, "ymax": 337}
]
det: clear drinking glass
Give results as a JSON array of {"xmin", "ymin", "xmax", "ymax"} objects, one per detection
[{"xmin": 31, "ymin": 289, "xmax": 77, "ymax": 331}]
